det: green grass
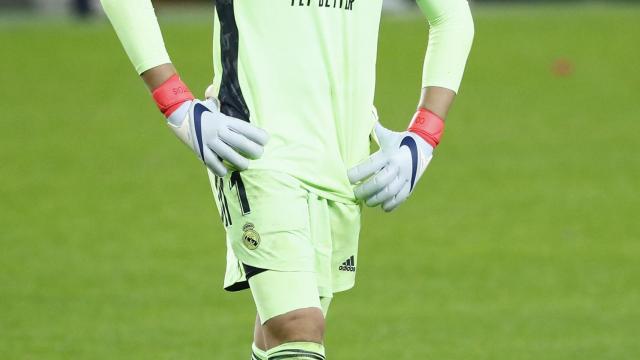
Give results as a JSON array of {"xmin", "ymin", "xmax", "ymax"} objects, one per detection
[{"xmin": 1, "ymin": 4, "xmax": 639, "ymax": 359}]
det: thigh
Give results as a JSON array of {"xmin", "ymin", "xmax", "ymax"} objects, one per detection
[
  {"xmin": 329, "ymin": 201, "xmax": 362, "ymax": 293},
  {"xmin": 249, "ymin": 270, "xmax": 322, "ymax": 325},
  {"xmin": 309, "ymin": 196, "xmax": 362, "ymax": 297},
  {"xmin": 210, "ymin": 169, "xmax": 316, "ymax": 274}
]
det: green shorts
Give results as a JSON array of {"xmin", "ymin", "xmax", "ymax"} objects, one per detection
[{"xmin": 208, "ymin": 169, "xmax": 361, "ymax": 299}]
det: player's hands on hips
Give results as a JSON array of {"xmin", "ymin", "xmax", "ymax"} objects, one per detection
[
  {"xmin": 153, "ymin": 75, "xmax": 269, "ymax": 177},
  {"xmin": 348, "ymin": 108, "xmax": 445, "ymax": 212}
]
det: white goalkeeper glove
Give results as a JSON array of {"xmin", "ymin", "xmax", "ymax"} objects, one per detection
[
  {"xmin": 152, "ymin": 75, "xmax": 269, "ymax": 177},
  {"xmin": 348, "ymin": 108, "xmax": 445, "ymax": 212}
]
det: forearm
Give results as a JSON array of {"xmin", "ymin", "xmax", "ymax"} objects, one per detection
[
  {"xmin": 100, "ymin": 0, "xmax": 172, "ymax": 78},
  {"xmin": 141, "ymin": 63, "xmax": 176, "ymax": 90},
  {"xmin": 418, "ymin": 86, "xmax": 455, "ymax": 120},
  {"xmin": 101, "ymin": 0, "xmax": 190, "ymax": 116},
  {"xmin": 416, "ymin": 0, "xmax": 474, "ymax": 119}
]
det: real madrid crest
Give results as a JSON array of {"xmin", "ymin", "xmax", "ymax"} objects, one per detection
[{"xmin": 242, "ymin": 223, "xmax": 260, "ymax": 250}]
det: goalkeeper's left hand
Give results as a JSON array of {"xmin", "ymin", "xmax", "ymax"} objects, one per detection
[{"xmin": 348, "ymin": 108, "xmax": 445, "ymax": 212}]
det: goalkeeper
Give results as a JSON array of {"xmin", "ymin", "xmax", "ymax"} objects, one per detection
[{"xmin": 101, "ymin": 0, "xmax": 474, "ymax": 358}]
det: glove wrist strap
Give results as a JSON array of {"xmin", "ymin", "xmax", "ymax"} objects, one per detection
[
  {"xmin": 408, "ymin": 108, "xmax": 445, "ymax": 148},
  {"xmin": 152, "ymin": 74, "xmax": 195, "ymax": 117}
]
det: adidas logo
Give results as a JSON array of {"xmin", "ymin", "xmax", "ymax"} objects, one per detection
[{"xmin": 339, "ymin": 255, "xmax": 356, "ymax": 272}]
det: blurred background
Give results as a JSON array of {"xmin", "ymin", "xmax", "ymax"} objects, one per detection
[{"xmin": 1, "ymin": 0, "xmax": 639, "ymax": 359}]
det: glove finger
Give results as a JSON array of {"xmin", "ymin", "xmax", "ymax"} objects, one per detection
[
  {"xmin": 365, "ymin": 175, "xmax": 407, "ymax": 207},
  {"xmin": 354, "ymin": 164, "xmax": 398, "ymax": 201},
  {"xmin": 203, "ymin": 147, "xmax": 228, "ymax": 177},
  {"xmin": 209, "ymin": 138, "xmax": 250, "ymax": 171},
  {"xmin": 204, "ymin": 85, "xmax": 217, "ymax": 100},
  {"xmin": 227, "ymin": 118, "xmax": 270, "ymax": 146},
  {"xmin": 382, "ymin": 182, "xmax": 411, "ymax": 212},
  {"xmin": 219, "ymin": 127, "xmax": 264, "ymax": 159},
  {"xmin": 347, "ymin": 151, "xmax": 387, "ymax": 184},
  {"xmin": 373, "ymin": 122, "xmax": 394, "ymax": 145}
]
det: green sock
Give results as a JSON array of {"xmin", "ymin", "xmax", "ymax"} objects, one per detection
[
  {"xmin": 266, "ymin": 342, "xmax": 325, "ymax": 360},
  {"xmin": 252, "ymin": 343, "xmax": 267, "ymax": 360}
]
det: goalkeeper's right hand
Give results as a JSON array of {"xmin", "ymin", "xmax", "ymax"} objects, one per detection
[{"xmin": 152, "ymin": 74, "xmax": 269, "ymax": 177}]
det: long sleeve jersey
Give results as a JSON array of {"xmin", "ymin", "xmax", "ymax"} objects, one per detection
[{"xmin": 101, "ymin": 0, "xmax": 474, "ymax": 202}]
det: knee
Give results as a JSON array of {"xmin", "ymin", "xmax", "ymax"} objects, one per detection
[{"xmin": 263, "ymin": 307, "xmax": 325, "ymax": 346}]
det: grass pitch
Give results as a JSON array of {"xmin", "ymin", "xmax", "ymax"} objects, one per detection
[{"xmin": 1, "ymin": 4, "xmax": 639, "ymax": 359}]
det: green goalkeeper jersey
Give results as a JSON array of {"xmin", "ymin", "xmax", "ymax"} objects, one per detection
[
  {"xmin": 101, "ymin": 0, "xmax": 473, "ymax": 203},
  {"xmin": 210, "ymin": 1, "xmax": 383, "ymax": 203}
]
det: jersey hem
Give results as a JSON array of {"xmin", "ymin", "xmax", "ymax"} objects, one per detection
[{"xmin": 298, "ymin": 182, "xmax": 358, "ymax": 205}]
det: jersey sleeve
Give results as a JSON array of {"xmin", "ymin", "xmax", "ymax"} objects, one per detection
[
  {"xmin": 100, "ymin": 0, "xmax": 171, "ymax": 75},
  {"xmin": 416, "ymin": 0, "xmax": 474, "ymax": 93}
]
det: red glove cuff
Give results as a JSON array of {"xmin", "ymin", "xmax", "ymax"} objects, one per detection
[
  {"xmin": 408, "ymin": 108, "xmax": 445, "ymax": 148},
  {"xmin": 151, "ymin": 74, "xmax": 195, "ymax": 117}
]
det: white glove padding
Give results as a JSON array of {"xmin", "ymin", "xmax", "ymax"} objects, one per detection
[
  {"xmin": 348, "ymin": 122, "xmax": 434, "ymax": 212},
  {"xmin": 167, "ymin": 99, "xmax": 269, "ymax": 177}
]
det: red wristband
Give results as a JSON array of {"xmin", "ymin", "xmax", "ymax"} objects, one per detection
[
  {"xmin": 151, "ymin": 74, "xmax": 195, "ymax": 117},
  {"xmin": 408, "ymin": 108, "xmax": 445, "ymax": 148}
]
